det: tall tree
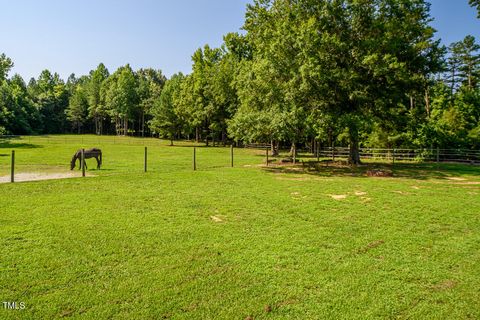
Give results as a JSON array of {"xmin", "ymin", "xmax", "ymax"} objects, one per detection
[
  {"xmin": 136, "ymin": 68, "xmax": 166, "ymax": 136},
  {"xmin": 457, "ymin": 35, "xmax": 480, "ymax": 90},
  {"xmin": 0, "ymin": 53, "xmax": 13, "ymax": 83},
  {"xmin": 66, "ymin": 81, "xmax": 89, "ymax": 133},
  {"xmin": 149, "ymin": 73, "xmax": 185, "ymax": 144},
  {"xmin": 103, "ymin": 65, "xmax": 137, "ymax": 135},
  {"xmin": 87, "ymin": 63, "xmax": 110, "ymax": 135},
  {"xmin": 29, "ymin": 70, "xmax": 69, "ymax": 133}
]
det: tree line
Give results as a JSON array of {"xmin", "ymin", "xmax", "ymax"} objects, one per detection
[{"xmin": 1, "ymin": 0, "xmax": 479, "ymax": 163}]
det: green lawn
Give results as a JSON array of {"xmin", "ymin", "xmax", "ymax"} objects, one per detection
[{"xmin": 1, "ymin": 136, "xmax": 479, "ymax": 319}]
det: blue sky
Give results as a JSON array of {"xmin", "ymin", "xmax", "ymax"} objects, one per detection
[{"xmin": 1, "ymin": 0, "xmax": 479, "ymax": 81}]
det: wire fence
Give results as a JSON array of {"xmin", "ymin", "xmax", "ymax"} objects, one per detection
[
  {"xmin": 0, "ymin": 135, "xmax": 266, "ymax": 183},
  {"xmin": 1, "ymin": 136, "xmax": 479, "ymax": 183},
  {"xmin": 243, "ymin": 143, "xmax": 480, "ymax": 164},
  {"xmin": 314, "ymin": 147, "xmax": 480, "ymax": 164}
]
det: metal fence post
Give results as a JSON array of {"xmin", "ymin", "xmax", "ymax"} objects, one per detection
[
  {"xmin": 230, "ymin": 144, "xmax": 234, "ymax": 167},
  {"xmin": 144, "ymin": 146, "xmax": 147, "ymax": 172},
  {"xmin": 193, "ymin": 147, "xmax": 196, "ymax": 171},
  {"xmin": 10, "ymin": 150, "xmax": 15, "ymax": 183},
  {"xmin": 81, "ymin": 148, "xmax": 85, "ymax": 177}
]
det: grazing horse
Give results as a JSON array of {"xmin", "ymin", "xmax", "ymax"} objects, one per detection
[{"xmin": 70, "ymin": 148, "xmax": 102, "ymax": 170}]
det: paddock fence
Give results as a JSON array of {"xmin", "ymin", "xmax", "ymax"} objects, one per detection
[
  {"xmin": 0, "ymin": 135, "xmax": 263, "ymax": 183},
  {"xmin": 242, "ymin": 144, "xmax": 480, "ymax": 165},
  {"xmin": 1, "ymin": 135, "xmax": 480, "ymax": 183}
]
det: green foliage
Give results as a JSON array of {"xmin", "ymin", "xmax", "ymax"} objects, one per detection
[
  {"xmin": 66, "ymin": 84, "xmax": 89, "ymax": 133},
  {"xmin": 470, "ymin": 0, "xmax": 480, "ymax": 17},
  {"xmin": 87, "ymin": 63, "xmax": 110, "ymax": 134},
  {"xmin": 149, "ymin": 73, "xmax": 185, "ymax": 142},
  {"xmin": 27, "ymin": 70, "xmax": 69, "ymax": 134},
  {"xmin": 0, "ymin": 53, "xmax": 13, "ymax": 82},
  {"xmin": 102, "ymin": 65, "xmax": 138, "ymax": 135}
]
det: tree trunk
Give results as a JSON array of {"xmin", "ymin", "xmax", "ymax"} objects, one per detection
[
  {"xmin": 273, "ymin": 140, "xmax": 280, "ymax": 157},
  {"xmin": 94, "ymin": 117, "xmax": 99, "ymax": 135},
  {"xmin": 124, "ymin": 115, "xmax": 128, "ymax": 136},
  {"xmin": 348, "ymin": 129, "xmax": 361, "ymax": 165},
  {"xmin": 115, "ymin": 116, "xmax": 120, "ymax": 136},
  {"xmin": 424, "ymin": 89, "xmax": 430, "ymax": 118},
  {"xmin": 142, "ymin": 111, "xmax": 145, "ymax": 137},
  {"xmin": 289, "ymin": 143, "xmax": 297, "ymax": 158}
]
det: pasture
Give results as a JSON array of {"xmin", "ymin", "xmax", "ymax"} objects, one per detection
[{"xmin": 1, "ymin": 135, "xmax": 479, "ymax": 319}]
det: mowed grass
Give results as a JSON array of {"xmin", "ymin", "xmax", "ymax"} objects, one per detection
[{"xmin": 1, "ymin": 135, "xmax": 480, "ymax": 319}]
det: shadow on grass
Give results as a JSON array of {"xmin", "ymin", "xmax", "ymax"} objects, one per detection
[
  {"xmin": 263, "ymin": 159, "xmax": 480, "ymax": 180},
  {"xmin": 0, "ymin": 137, "xmax": 42, "ymax": 149}
]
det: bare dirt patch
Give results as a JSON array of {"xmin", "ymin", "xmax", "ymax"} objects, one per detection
[
  {"xmin": 210, "ymin": 215, "xmax": 224, "ymax": 223},
  {"xmin": 291, "ymin": 191, "xmax": 307, "ymax": 199},
  {"xmin": 0, "ymin": 172, "xmax": 92, "ymax": 183},
  {"xmin": 453, "ymin": 181, "xmax": 480, "ymax": 185},
  {"xmin": 366, "ymin": 169, "xmax": 393, "ymax": 177},
  {"xmin": 354, "ymin": 191, "xmax": 367, "ymax": 196},
  {"xmin": 330, "ymin": 194, "xmax": 347, "ymax": 200},
  {"xmin": 446, "ymin": 177, "xmax": 467, "ymax": 181},
  {"xmin": 432, "ymin": 280, "xmax": 457, "ymax": 291},
  {"xmin": 361, "ymin": 197, "xmax": 372, "ymax": 203},
  {"xmin": 393, "ymin": 190, "xmax": 411, "ymax": 195}
]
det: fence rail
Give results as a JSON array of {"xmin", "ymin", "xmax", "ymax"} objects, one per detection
[
  {"xmin": 242, "ymin": 144, "xmax": 480, "ymax": 164},
  {"xmin": 315, "ymin": 147, "xmax": 480, "ymax": 164}
]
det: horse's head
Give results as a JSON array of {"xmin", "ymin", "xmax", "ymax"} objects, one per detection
[{"xmin": 70, "ymin": 152, "xmax": 78, "ymax": 170}]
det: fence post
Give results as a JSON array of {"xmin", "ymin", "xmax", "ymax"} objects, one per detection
[
  {"xmin": 81, "ymin": 148, "xmax": 85, "ymax": 177},
  {"xmin": 436, "ymin": 147, "xmax": 440, "ymax": 163},
  {"xmin": 230, "ymin": 144, "xmax": 234, "ymax": 167},
  {"xmin": 144, "ymin": 146, "xmax": 147, "ymax": 172},
  {"xmin": 266, "ymin": 148, "xmax": 269, "ymax": 166},
  {"xmin": 193, "ymin": 147, "xmax": 196, "ymax": 171},
  {"xmin": 332, "ymin": 143, "xmax": 335, "ymax": 162},
  {"xmin": 392, "ymin": 148, "xmax": 395, "ymax": 165},
  {"xmin": 10, "ymin": 150, "xmax": 15, "ymax": 183}
]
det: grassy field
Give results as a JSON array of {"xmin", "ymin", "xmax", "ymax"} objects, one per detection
[{"xmin": 1, "ymin": 135, "xmax": 479, "ymax": 319}]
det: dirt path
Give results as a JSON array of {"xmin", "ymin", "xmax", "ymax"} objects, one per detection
[{"xmin": 0, "ymin": 172, "xmax": 92, "ymax": 183}]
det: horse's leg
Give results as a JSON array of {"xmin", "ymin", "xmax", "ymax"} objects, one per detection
[{"xmin": 95, "ymin": 156, "xmax": 100, "ymax": 169}]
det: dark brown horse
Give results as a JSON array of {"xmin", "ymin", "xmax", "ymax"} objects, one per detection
[{"xmin": 70, "ymin": 148, "xmax": 102, "ymax": 170}]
